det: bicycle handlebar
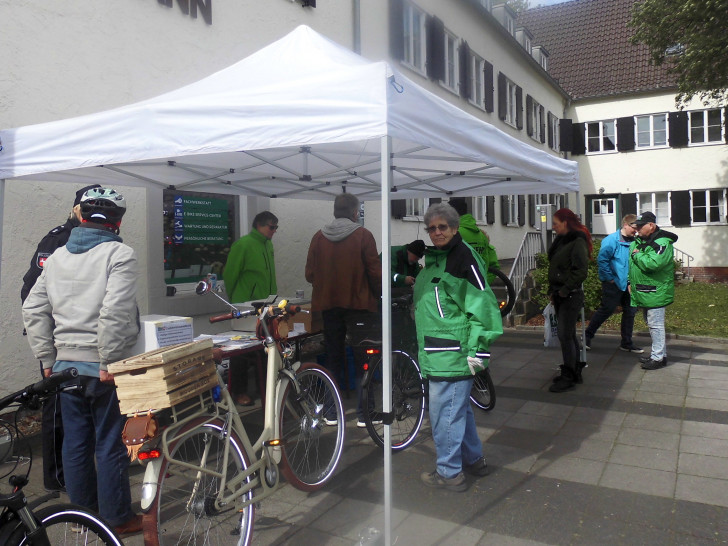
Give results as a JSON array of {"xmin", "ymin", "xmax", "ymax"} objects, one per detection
[{"xmin": 0, "ymin": 368, "xmax": 78, "ymax": 412}]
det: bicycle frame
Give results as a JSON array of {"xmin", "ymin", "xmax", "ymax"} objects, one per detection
[{"xmin": 140, "ymin": 308, "xmax": 305, "ymax": 513}]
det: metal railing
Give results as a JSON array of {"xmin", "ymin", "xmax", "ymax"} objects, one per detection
[
  {"xmin": 506, "ymin": 231, "xmax": 544, "ymax": 324},
  {"xmin": 673, "ymin": 246, "xmax": 694, "ymax": 278}
]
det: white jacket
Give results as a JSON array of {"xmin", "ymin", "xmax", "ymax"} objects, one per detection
[{"xmin": 22, "ymin": 226, "xmax": 140, "ymax": 372}]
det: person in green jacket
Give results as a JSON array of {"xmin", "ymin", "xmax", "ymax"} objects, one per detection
[
  {"xmin": 448, "ymin": 198, "xmax": 500, "ymax": 283},
  {"xmin": 222, "ymin": 210, "xmax": 278, "ymax": 406},
  {"xmin": 628, "ymin": 211, "xmax": 678, "ymax": 371},
  {"xmin": 386, "ymin": 239, "xmax": 425, "ymax": 287},
  {"xmin": 414, "ymin": 203, "xmax": 502, "ymax": 492},
  {"xmin": 223, "ymin": 211, "xmax": 278, "ymax": 304}
]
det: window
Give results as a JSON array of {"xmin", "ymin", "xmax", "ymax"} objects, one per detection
[
  {"xmin": 163, "ymin": 189, "xmax": 236, "ymax": 285},
  {"xmin": 469, "ymin": 52, "xmax": 485, "ymax": 108},
  {"xmin": 691, "ymin": 189, "xmax": 727, "ymax": 224},
  {"xmin": 405, "ymin": 197, "xmax": 440, "ymax": 218},
  {"xmin": 530, "ymin": 98, "xmax": 543, "ymax": 142},
  {"xmin": 505, "ymin": 78, "xmax": 518, "ymax": 127},
  {"xmin": 403, "ymin": 2, "xmax": 427, "ymax": 73},
  {"xmin": 586, "ymin": 120, "xmax": 616, "ymax": 153},
  {"xmin": 505, "ymin": 194, "xmax": 518, "ymax": 225},
  {"xmin": 592, "ymin": 198, "xmax": 614, "ymax": 216},
  {"xmin": 637, "ymin": 192, "xmax": 670, "ymax": 225},
  {"xmin": 689, "ymin": 108, "xmax": 724, "ymax": 145},
  {"xmin": 636, "ymin": 113, "xmax": 668, "ymax": 148},
  {"xmin": 442, "ymin": 30, "xmax": 459, "ymax": 92},
  {"xmin": 549, "ymin": 113, "xmax": 559, "ymax": 151}
]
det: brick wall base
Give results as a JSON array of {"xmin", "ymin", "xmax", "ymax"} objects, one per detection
[{"xmin": 686, "ymin": 267, "xmax": 728, "ymax": 283}]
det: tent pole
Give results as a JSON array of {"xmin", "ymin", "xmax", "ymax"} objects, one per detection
[
  {"xmin": 576, "ymin": 191, "xmax": 587, "ymax": 363},
  {"xmin": 0, "ymin": 179, "xmax": 4, "ymax": 289},
  {"xmin": 380, "ymin": 135, "xmax": 393, "ymax": 546}
]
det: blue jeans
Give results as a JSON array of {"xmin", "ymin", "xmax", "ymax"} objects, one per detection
[
  {"xmin": 428, "ymin": 378, "xmax": 483, "ymax": 479},
  {"xmin": 554, "ymin": 290, "xmax": 584, "ymax": 375},
  {"xmin": 60, "ymin": 376, "xmax": 134, "ymax": 527},
  {"xmin": 585, "ymin": 281, "xmax": 637, "ymax": 346},
  {"xmin": 643, "ymin": 307, "xmax": 666, "ymax": 360}
]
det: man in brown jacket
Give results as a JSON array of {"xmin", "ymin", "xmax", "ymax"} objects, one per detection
[{"xmin": 305, "ymin": 193, "xmax": 381, "ymax": 426}]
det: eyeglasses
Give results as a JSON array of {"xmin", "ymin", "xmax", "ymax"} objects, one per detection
[
  {"xmin": 425, "ymin": 224, "xmax": 450, "ymax": 234},
  {"xmin": 268, "ymin": 224, "xmax": 279, "ymax": 231}
]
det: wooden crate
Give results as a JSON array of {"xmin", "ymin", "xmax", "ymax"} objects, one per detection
[{"xmin": 109, "ymin": 339, "xmax": 217, "ymax": 415}]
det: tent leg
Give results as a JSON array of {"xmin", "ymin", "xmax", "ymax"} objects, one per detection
[
  {"xmin": 380, "ymin": 135, "xmax": 392, "ymax": 546},
  {"xmin": 0, "ymin": 179, "xmax": 4, "ymax": 290}
]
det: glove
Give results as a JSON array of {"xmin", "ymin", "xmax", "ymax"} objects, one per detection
[{"xmin": 467, "ymin": 356, "xmax": 484, "ymax": 376}]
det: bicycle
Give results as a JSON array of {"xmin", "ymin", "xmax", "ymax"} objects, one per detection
[
  {"xmin": 137, "ymin": 282, "xmax": 345, "ymax": 546},
  {"xmin": 0, "ymin": 368, "xmax": 123, "ymax": 545},
  {"xmin": 356, "ymin": 294, "xmax": 426, "ymax": 451}
]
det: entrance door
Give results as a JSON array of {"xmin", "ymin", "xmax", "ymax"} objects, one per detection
[{"xmin": 591, "ymin": 198, "xmax": 617, "ymax": 235}]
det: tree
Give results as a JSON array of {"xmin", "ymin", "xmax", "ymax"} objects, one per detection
[
  {"xmin": 629, "ymin": 0, "xmax": 728, "ymax": 108},
  {"xmin": 507, "ymin": 0, "xmax": 531, "ymax": 15}
]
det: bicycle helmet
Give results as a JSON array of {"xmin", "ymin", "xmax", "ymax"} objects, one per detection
[{"xmin": 79, "ymin": 187, "xmax": 127, "ymax": 224}]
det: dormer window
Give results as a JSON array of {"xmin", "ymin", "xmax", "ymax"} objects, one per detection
[
  {"xmin": 515, "ymin": 27, "xmax": 533, "ymax": 53},
  {"xmin": 531, "ymin": 45, "xmax": 549, "ymax": 71},
  {"xmin": 492, "ymin": 3, "xmax": 517, "ymax": 37}
]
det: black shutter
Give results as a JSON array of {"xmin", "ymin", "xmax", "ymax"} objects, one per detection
[
  {"xmin": 389, "ymin": 0, "xmax": 404, "ymax": 60},
  {"xmin": 486, "ymin": 196, "xmax": 495, "ymax": 224},
  {"xmin": 426, "ymin": 16, "xmax": 445, "ymax": 81},
  {"xmin": 547, "ymin": 112, "xmax": 554, "ymax": 148},
  {"xmin": 459, "ymin": 41, "xmax": 470, "ymax": 100},
  {"xmin": 500, "ymin": 195, "xmax": 508, "ymax": 224},
  {"xmin": 528, "ymin": 195, "xmax": 536, "ymax": 226},
  {"xmin": 517, "ymin": 195, "xmax": 526, "ymax": 226},
  {"xmin": 497, "ymin": 72, "xmax": 506, "ymax": 120},
  {"xmin": 559, "ymin": 118, "xmax": 573, "ymax": 152},
  {"xmin": 620, "ymin": 193, "xmax": 637, "ymax": 216},
  {"xmin": 515, "ymin": 86, "xmax": 523, "ymax": 130},
  {"xmin": 539, "ymin": 105, "xmax": 546, "ymax": 144},
  {"xmin": 616, "ymin": 116, "xmax": 635, "ymax": 151},
  {"xmin": 430, "ymin": 197, "xmax": 442, "ymax": 205},
  {"xmin": 671, "ymin": 190, "xmax": 692, "ymax": 226},
  {"xmin": 725, "ymin": 107, "xmax": 728, "ymax": 143},
  {"xmin": 391, "ymin": 199, "xmax": 406, "ymax": 219},
  {"xmin": 669, "ymin": 111, "xmax": 689, "ymax": 148},
  {"xmin": 572, "ymin": 122, "xmax": 586, "ymax": 155},
  {"xmin": 483, "ymin": 61, "xmax": 494, "ymax": 113},
  {"xmin": 526, "ymin": 95, "xmax": 533, "ymax": 136}
]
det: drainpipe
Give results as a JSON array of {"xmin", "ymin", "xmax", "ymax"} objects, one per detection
[{"xmin": 353, "ymin": 0, "xmax": 361, "ymax": 54}]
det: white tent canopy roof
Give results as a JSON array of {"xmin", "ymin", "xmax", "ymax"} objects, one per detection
[{"xmin": 0, "ymin": 25, "xmax": 578, "ymax": 199}]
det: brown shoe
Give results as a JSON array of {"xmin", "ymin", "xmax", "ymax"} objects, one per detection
[
  {"xmin": 235, "ymin": 393, "xmax": 254, "ymax": 406},
  {"xmin": 113, "ymin": 513, "xmax": 143, "ymax": 537}
]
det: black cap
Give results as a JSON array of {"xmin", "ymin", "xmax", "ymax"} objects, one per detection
[
  {"xmin": 406, "ymin": 239, "xmax": 426, "ymax": 258},
  {"xmin": 73, "ymin": 184, "xmax": 102, "ymax": 207},
  {"xmin": 633, "ymin": 211, "xmax": 657, "ymax": 227}
]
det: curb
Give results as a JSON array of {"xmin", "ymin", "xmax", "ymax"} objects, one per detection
[{"xmin": 509, "ymin": 325, "xmax": 728, "ymax": 346}]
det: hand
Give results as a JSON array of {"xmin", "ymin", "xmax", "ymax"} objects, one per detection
[
  {"xmin": 43, "ymin": 368, "xmax": 53, "ymax": 378},
  {"xmin": 467, "ymin": 356, "xmax": 484, "ymax": 375},
  {"xmin": 405, "ymin": 276, "xmax": 415, "ymax": 286},
  {"xmin": 99, "ymin": 370, "xmax": 115, "ymax": 384}
]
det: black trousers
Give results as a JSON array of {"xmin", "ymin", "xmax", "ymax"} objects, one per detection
[
  {"xmin": 41, "ymin": 387, "xmax": 65, "ymax": 490},
  {"xmin": 554, "ymin": 290, "xmax": 584, "ymax": 375}
]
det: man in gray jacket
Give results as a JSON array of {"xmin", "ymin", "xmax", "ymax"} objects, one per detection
[{"xmin": 22, "ymin": 187, "xmax": 142, "ymax": 537}]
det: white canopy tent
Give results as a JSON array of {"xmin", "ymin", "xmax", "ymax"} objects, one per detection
[{"xmin": 0, "ymin": 25, "xmax": 578, "ymax": 545}]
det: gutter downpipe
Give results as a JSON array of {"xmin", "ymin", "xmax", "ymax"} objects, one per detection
[
  {"xmin": 0, "ymin": 178, "xmax": 4, "ymax": 288},
  {"xmin": 353, "ymin": 0, "xmax": 361, "ymax": 54}
]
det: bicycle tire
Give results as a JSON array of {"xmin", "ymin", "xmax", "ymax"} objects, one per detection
[
  {"xmin": 488, "ymin": 267, "xmax": 516, "ymax": 317},
  {"xmin": 144, "ymin": 417, "xmax": 255, "ymax": 546},
  {"xmin": 362, "ymin": 350, "xmax": 426, "ymax": 451},
  {"xmin": 6, "ymin": 503, "xmax": 122, "ymax": 545},
  {"xmin": 469, "ymin": 368, "xmax": 496, "ymax": 411},
  {"xmin": 278, "ymin": 363, "xmax": 345, "ymax": 491}
]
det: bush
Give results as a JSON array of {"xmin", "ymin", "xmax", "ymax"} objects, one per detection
[{"xmin": 530, "ymin": 238, "xmax": 603, "ymax": 314}]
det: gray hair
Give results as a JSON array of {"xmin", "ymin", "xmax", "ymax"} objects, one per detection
[
  {"xmin": 334, "ymin": 193, "xmax": 360, "ymax": 219},
  {"xmin": 424, "ymin": 203, "xmax": 460, "ymax": 230}
]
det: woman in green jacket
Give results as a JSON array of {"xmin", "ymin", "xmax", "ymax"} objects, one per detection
[
  {"xmin": 414, "ymin": 203, "xmax": 502, "ymax": 492},
  {"xmin": 547, "ymin": 208, "xmax": 592, "ymax": 393}
]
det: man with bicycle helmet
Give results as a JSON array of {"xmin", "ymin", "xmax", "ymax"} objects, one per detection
[{"xmin": 22, "ymin": 186, "xmax": 142, "ymax": 537}]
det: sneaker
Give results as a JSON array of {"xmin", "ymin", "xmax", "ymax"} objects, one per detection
[
  {"xmin": 641, "ymin": 357, "xmax": 667, "ymax": 370},
  {"xmin": 323, "ymin": 417, "xmax": 338, "ymax": 426},
  {"xmin": 420, "ymin": 470, "xmax": 468, "ymax": 492},
  {"xmin": 620, "ymin": 345, "xmax": 644, "ymax": 354},
  {"xmin": 584, "ymin": 337, "xmax": 592, "ymax": 351},
  {"xmin": 639, "ymin": 355, "xmax": 652, "ymax": 363},
  {"xmin": 464, "ymin": 457, "xmax": 490, "ymax": 477},
  {"xmin": 357, "ymin": 418, "xmax": 383, "ymax": 428},
  {"xmin": 113, "ymin": 514, "xmax": 143, "ymax": 538}
]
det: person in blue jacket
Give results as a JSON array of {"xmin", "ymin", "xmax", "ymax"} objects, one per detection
[{"xmin": 584, "ymin": 214, "xmax": 642, "ymax": 353}]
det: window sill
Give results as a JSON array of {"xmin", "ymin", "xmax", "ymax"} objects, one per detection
[
  {"xmin": 438, "ymin": 80, "xmax": 460, "ymax": 96},
  {"xmin": 687, "ymin": 140, "xmax": 726, "ymax": 148},
  {"xmin": 468, "ymin": 99, "xmax": 486, "ymax": 111},
  {"xmin": 401, "ymin": 61, "xmax": 427, "ymax": 79}
]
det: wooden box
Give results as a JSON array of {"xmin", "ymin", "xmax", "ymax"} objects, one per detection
[{"xmin": 108, "ymin": 339, "xmax": 217, "ymax": 415}]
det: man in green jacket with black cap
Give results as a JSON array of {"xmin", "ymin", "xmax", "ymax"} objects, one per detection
[
  {"xmin": 628, "ymin": 211, "xmax": 678, "ymax": 370},
  {"xmin": 448, "ymin": 198, "xmax": 499, "ymax": 283}
]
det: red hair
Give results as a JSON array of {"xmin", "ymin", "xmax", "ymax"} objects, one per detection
[{"xmin": 554, "ymin": 208, "xmax": 593, "ymax": 255}]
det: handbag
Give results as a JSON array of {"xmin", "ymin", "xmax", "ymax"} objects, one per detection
[
  {"xmin": 543, "ymin": 303, "xmax": 559, "ymax": 348},
  {"xmin": 121, "ymin": 410, "xmax": 159, "ymax": 462}
]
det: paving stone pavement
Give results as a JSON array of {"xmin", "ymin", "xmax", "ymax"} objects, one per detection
[{"xmin": 19, "ymin": 329, "xmax": 728, "ymax": 545}]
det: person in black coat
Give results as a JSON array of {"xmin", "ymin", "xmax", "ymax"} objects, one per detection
[{"xmin": 20, "ymin": 183, "xmax": 100, "ymax": 491}]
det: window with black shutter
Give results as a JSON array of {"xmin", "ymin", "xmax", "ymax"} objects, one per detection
[
  {"xmin": 528, "ymin": 195, "xmax": 535, "ymax": 226},
  {"xmin": 548, "ymin": 112, "xmax": 554, "ymax": 148},
  {"xmin": 668, "ymin": 112, "xmax": 689, "ymax": 148},
  {"xmin": 391, "ymin": 199, "xmax": 406, "ymax": 219},
  {"xmin": 483, "ymin": 61, "xmax": 494, "ymax": 113},
  {"xmin": 486, "ymin": 196, "xmax": 495, "ymax": 224},
  {"xmin": 526, "ymin": 95, "xmax": 533, "ymax": 136},
  {"xmin": 497, "ymin": 72, "xmax": 506, "ymax": 120},
  {"xmin": 518, "ymin": 195, "xmax": 525, "ymax": 226},
  {"xmin": 620, "ymin": 193, "xmax": 637, "ymax": 216},
  {"xmin": 389, "ymin": 0, "xmax": 404, "ymax": 61},
  {"xmin": 559, "ymin": 118, "xmax": 573, "ymax": 152},
  {"xmin": 459, "ymin": 41, "xmax": 470, "ymax": 100},
  {"xmin": 539, "ymin": 105, "xmax": 546, "ymax": 144},
  {"xmin": 670, "ymin": 190, "xmax": 692, "ymax": 226},
  {"xmin": 616, "ymin": 117, "xmax": 635, "ymax": 151},
  {"xmin": 571, "ymin": 122, "xmax": 586, "ymax": 155},
  {"xmin": 515, "ymin": 86, "xmax": 523, "ymax": 130},
  {"xmin": 500, "ymin": 195, "xmax": 508, "ymax": 224},
  {"xmin": 426, "ymin": 16, "xmax": 445, "ymax": 82}
]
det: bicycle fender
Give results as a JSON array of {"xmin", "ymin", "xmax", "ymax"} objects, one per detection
[
  {"xmin": 271, "ymin": 361, "xmax": 302, "ymax": 465},
  {"xmin": 140, "ymin": 457, "xmax": 164, "ymax": 512}
]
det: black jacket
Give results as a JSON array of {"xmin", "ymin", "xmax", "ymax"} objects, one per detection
[
  {"xmin": 21, "ymin": 217, "xmax": 80, "ymax": 303},
  {"xmin": 547, "ymin": 230, "xmax": 590, "ymax": 297}
]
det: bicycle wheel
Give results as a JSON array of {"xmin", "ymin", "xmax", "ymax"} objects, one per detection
[
  {"xmin": 279, "ymin": 363, "xmax": 345, "ymax": 491},
  {"xmin": 144, "ymin": 417, "xmax": 255, "ymax": 546},
  {"xmin": 488, "ymin": 267, "xmax": 516, "ymax": 317},
  {"xmin": 362, "ymin": 350, "xmax": 426, "ymax": 451},
  {"xmin": 470, "ymin": 368, "xmax": 496, "ymax": 411},
  {"xmin": 6, "ymin": 503, "xmax": 122, "ymax": 545}
]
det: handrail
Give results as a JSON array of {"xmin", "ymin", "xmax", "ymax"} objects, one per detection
[
  {"xmin": 505, "ymin": 232, "xmax": 544, "ymax": 324},
  {"xmin": 673, "ymin": 246, "xmax": 694, "ymax": 278}
]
